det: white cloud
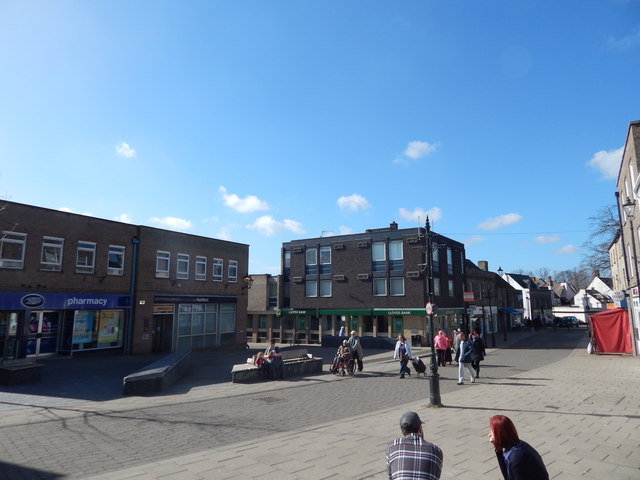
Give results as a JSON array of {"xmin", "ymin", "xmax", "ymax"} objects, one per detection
[
  {"xmin": 216, "ymin": 226, "xmax": 232, "ymax": 241},
  {"xmin": 555, "ymin": 244, "xmax": 578, "ymax": 254},
  {"xmin": 588, "ymin": 146, "xmax": 623, "ymax": 180},
  {"xmin": 219, "ymin": 186, "xmax": 269, "ymax": 213},
  {"xmin": 478, "ymin": 213, "xmax": 523, "ymax": 230},
  {"xmin": 339, "ymin": 226, "xmax": 353, "ymax": 235},
  {"xmin": 404, "ymin": 141, "xmax": 437, "ymax": 160},
  {"xmin": 58, "ymin": 207, "xmax": 92, "ymax": 216},
  {"xmin": 607, "ymin": 26, "xmax": 640, "ymax": 50},
  {"xmin": 247, "ymin": 215, "xmax": 304, "ymax": 236},
  {"xmin": 148, "ymin": 216, "xmax": 193, "ymax": 231},
  {"xmin": 399, "ymin": 207, "xmax": 442, "ymax": 223},
  {"xmin": 115, "ymin": 213, "xmax": 133, "ymax": 223},
  {"xmin": 463, "ymin": 236, "xmax": 485, "ymax": 246},
  {"xmin": 337, "ymin": 193, "xmax": 371, "ymax": 211},
  {"xmin": 115, "ymin": 142, "xmax": 136, "ymax": 158},
  {"xmin": 534, "ymin": 235, "xmax": 560, "ymax": 244}
]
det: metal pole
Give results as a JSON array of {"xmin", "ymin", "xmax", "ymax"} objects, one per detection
[
  {"xmin": 425, "ymin": 217, "xmax": 441, "ymax": 407},
  {"xmin": 489, "ymin": 289, "xmax": 496, "ymax": 347}
]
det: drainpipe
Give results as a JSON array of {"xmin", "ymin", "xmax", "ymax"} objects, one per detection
[{"xmin": 127, "ymin": 235, "xmax": 140, "ymax": 355}]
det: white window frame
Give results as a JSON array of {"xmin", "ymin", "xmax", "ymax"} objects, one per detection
[
  {"xmin": 195, "ymin": 256, "xmax": 207, "ymax": 281},
  {"xmin": 0, "ymin": 232, "xmax": 27, "ymax": 269},
  {"xmin": 448, "ymin": 279, "xmax": 455, "ymax": 297},
  {"xmin": 390, "ymin": 277, "xmax": 405, "ymax": 296},
  {"xmin": 213, "ymin": 258, "xmax": 223, "ymax": 282},
  {"xmin": 306, "ymin": 280, "xmax": 318, "ymax": 297},
  {"xmin": 228, "ymin": 260, "xmax": 238, "ymax": 283},
  {"xmin": 319, "ymin": 279, "xmax": 332, "ymax": 297},
  {"xmin": 373, "ymin": 278, "xmax": 387, "ymax": 296},
  {"xmin": 108, "ymin": 245, "xmax": 126, "ymax": 276},
  {"xmin": 176, "ymin": 253, "xmax": 189, "ymax": 280},
  {"xmin": 372, "ymin": 242, "xmax": 386, "ymax": 261},
  {"xmin": 41, "ymin": 236, "xmax": 64, "ymax": 271},
  {"xmin": 156, "ymin": 250, "xmax": 170, "ymax": 278},
  {"xmin": 389, "ymin": 240, "xmax": 403, "ymax": 260},
  {"xmin": 76, "ymin": 241, "xmax": 96, "ymax": 274},
  {"xmin": 320, "ymin": 246, "xmax": 331, "ymax": 265}
]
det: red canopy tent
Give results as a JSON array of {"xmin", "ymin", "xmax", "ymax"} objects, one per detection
[{"xmin": 589, "ymin": 308, "xmax": 632, "ymax": 354}]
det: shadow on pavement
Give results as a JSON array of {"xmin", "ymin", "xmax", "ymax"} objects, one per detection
[{"xmin": 0, "ymin": 461, "xmax": 63, "ymax": 479}]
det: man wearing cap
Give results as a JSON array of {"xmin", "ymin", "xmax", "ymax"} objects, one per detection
[{"xmin": 386, "ymin": 411, "xmax": 443, "ymax": 480}]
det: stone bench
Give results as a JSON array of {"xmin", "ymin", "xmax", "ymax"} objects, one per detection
[
  {"xmin": 123, "ymin": 349, "xmax": 191, "ymax": 395},
  {"xmin": 0, "ymin": 361, "xmax": 43, "ymax": 385},
  {"xmin": 231, "ymin": 348, "xmax": 323, "ymax": 383}
]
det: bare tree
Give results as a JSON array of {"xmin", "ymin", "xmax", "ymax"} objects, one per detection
[
  {"xmin": 580, "ymin": 204, "xmax": 619, "ymax": 277},
  {"xmin": 553, "ymin": 268, "xmax": 591, "ymax": 289}
]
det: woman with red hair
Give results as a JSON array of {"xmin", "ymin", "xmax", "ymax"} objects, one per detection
[{"xmin": 488, "ymin": 415, "xmax": 548, "ymax": 480}]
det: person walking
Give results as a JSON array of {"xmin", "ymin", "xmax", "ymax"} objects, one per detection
[
  {"xmin": 393, "ymin": 334, "xmax": 412, "ymax": 379},
  {"xmin": 470, "ymin": 329, "xmax": 486, "ymax": 378},
  {"xmin": 433, "ymin": 330, "xmax": 449, "ymax": 367},
  {"xmin": 488, "ymin": 415, "xmax": 549, "ymax": 480},
  {"xmin": 452, "ymin": 329, "xmax": 462, "ymax": 365},
  {"xmin": 348, "ymin": 330, "xmax": 364, "ymax": 372},
  {"xmin": 457, "ymin": 332, "xmax": 476, "ymax": 385},
  {"xmin": 386, "ymin": 411, "xmax": 443, "ymax": 480}
]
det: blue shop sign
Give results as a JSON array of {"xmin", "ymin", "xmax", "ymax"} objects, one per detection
[{"xmin": 0, "ymin": 292, "xmax": 131, "ymax": 310}]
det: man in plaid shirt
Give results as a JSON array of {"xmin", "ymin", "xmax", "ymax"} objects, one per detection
[{"xmin": 386, "ymin": 411, "xmax": 443, "ymax": 480}]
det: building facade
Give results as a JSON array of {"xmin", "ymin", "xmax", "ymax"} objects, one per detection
[
  {"xmin": 0, "ymin": 201, "xmax": 249, "ymax": 361},
  {"xmin": 279, "ymin": 222, "xmax": 467, "ymax": 345},
  {"xmin": 613, "ymin": 119, "xmax": 640, "ymax": 354}
]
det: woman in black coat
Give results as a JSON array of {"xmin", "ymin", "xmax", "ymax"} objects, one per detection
[
  {"xmin": 469, "ymin": 329, "xmax": 486, "ymax": 378},
  {"xmin": 488, "ymin": 415, "xmax": 549, "ymax": 480}
]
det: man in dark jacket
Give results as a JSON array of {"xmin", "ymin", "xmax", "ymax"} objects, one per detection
[{"xmin": 470, "ymin": 329, "xmax": 486, "ymax": 378}]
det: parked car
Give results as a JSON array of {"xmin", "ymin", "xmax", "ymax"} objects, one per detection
[{"xmin": 558, "ymin": 316, "xmax": 580, "ymax": 327}]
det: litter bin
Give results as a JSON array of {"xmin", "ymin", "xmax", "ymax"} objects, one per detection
[{"xmin": 411, "ymin": 335, "xmax": 422, "ymax": 347}]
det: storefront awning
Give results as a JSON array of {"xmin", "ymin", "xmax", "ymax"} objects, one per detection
[{"xmin": 500, "ymin": 307, "xmax": 521, "ymax": 314}]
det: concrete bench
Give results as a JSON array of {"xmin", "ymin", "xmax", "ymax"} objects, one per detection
[
  {"xmin": 123, "ymin": 349, "xmax": 191, "ymax": 395},
  {"xmin": 231, "ymin": 347, "xmax": 323, "ymax": 383},
  {"xmin": 0, "ymin": 361, "xmax": 43, "ymax": 385}
]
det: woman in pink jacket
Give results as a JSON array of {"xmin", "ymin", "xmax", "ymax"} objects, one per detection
[{"xmin": 433, "ymin": 330, "xmax": 450, "ymax": 367}]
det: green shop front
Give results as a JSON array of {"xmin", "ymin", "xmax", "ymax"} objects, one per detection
[{"xmin": 273, "ymin": 307, "xmax": 466, "ymax": 344}]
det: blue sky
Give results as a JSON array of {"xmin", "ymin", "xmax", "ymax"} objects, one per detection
[{"xmin": 1, "ymin": 1, "xmax": 639, "ymax": 276}]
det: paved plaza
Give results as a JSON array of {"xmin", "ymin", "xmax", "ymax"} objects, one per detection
[{"xmin": 1, "ymin": 328, "xmax": 639, "ymax": 479}]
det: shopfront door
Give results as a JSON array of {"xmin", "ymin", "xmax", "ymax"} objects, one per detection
[
  {"xmin": 26, "ymin": 311, "xmax": 60, "ymax": 357},
  {"xmin": 152, "ymin": 315, "xmax": 173, "ymax": 353}
]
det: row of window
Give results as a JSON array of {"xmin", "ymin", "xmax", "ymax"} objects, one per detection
[
  {"xmin": 155, "ymin": 251, "xmax": 238, "ymax": 282},
  {"xmin": 0, "ymin": 232, "xmax": 239, "ymax": 282},
  {"xmin": 304, "ymin": 277, "xmax": 456, "ymax": 298},
  {"xmin": 0, "ymin": 232, "xmax": 127, "ymax": 275}
]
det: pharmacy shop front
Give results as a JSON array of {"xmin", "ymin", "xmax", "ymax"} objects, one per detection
[{"xmin": 0, "ymin": 292, "xmax": 131, "ymax": 361}]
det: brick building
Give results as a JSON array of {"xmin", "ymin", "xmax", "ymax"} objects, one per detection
[
  {"xmin": 0, "ymin": 201, "xmax": 249, "ymax": 361},
  {"xmin": 278, "ymin": 222, "xmax": 467, "ymax": 344}
]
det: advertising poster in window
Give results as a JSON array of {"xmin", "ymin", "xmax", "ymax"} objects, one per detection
[
  {"xmin": 98, "ymin": 310, "xmax": 121, "ymax": 344},
  {"xmin": 73, "ymin": 310, "xmax": 94, "ymax": 344}
]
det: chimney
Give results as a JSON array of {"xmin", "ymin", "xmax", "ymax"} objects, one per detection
[
  {"xmin": 390, "ymin": 221, "xmax": 398, "ymax": 230},
  {"xmin": 593, "ymin": 269, "xmax": 600, "ymax": 278},
  {"xmin": 478, "ymin": 260, "xmax": 488, "ymax": 272},
  {"xmin": 548, "ymin": 276, "xmax": 553, "ymax": 287}
]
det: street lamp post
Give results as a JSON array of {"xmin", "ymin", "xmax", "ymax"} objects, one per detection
[
  {"xmin": 497, "ymin": 266, "xmax": 507, "ymax": 342},
  {"xmin": 424, "ymin": 217, "xmax": 442, "ymax": 407},
  {"xmin": 623, "ymin": 197, "xmax": 640, "ymax": 284},
  {"xmin": 486, "ymin": 287, "xmax": 496, "ymax": 347}
]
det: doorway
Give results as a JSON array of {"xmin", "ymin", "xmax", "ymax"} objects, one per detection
[
  {"xmin": 26, "ymin": 311, "xmax": 60, "ymax": 357},
  {"xmin": 152, "ymin": 315, "xmax": 173, "ymax": 353}
]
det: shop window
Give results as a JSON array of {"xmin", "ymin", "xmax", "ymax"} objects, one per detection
[
  {"xmin": 305, "ymin": 248, "xmax": 317, "ymax": 275},
  {"xmin": 228, "ymin": 260, "xmax": 238, "ymax": 282},
  {"xmin": 177, "ymin": 253, "xmax": 189, "ymax": 279},
  {"xmin": 40, "ymin": 236, "xmax": 64, "ymax": 271},
  {"xmin": 108, "ymin": 245, "xmax": 125, "ymax": 276},
  {"xmin": 373, "ymin": 278, "xmax": 387, "ymax": 296},
  {"xmin": 0, "ymin": 232, "xmax": 27, "ymax": 269},
  {"xmin": 319, "ymin": 279, "xmax": 332, "ymax": 297},
  {"xmin": 306, "ymin": 280, "xmax": 318, "ymax": 297},
  {"xmin": 156, "ymin": 250, "xmax": 170, "ymax": 278},
  {"xmin": 76, "ymin": 241, "xmax": 96, "ymax": 274},
  {"xmin": 195, "ymin": 256, "xmax": 207, "ymax": 281},
  {"xmin": 213, "ymin": 258, "xmax": 223, "ymax": 282},
  {"xmin": 390, "ymin": 277, "xmax": 405, "ymax": 296}
]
